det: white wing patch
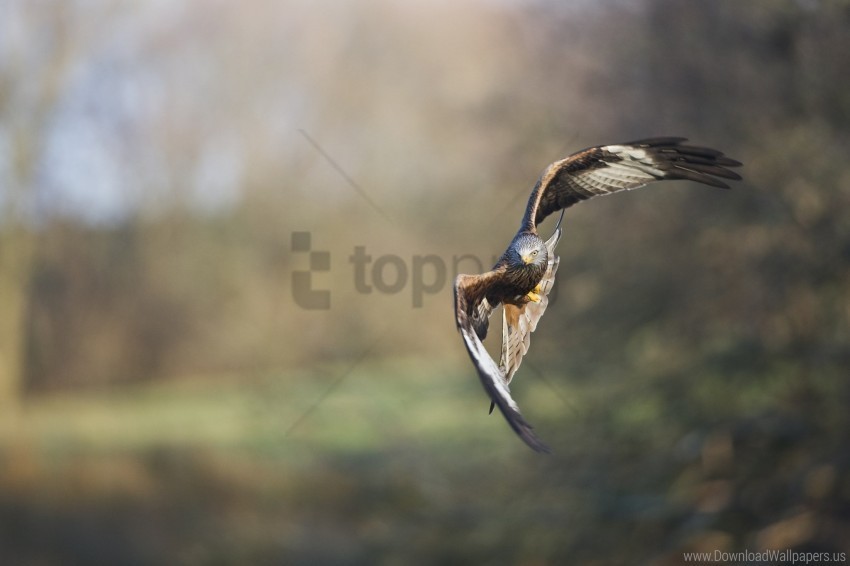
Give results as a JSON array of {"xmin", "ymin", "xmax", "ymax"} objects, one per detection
[
  {"xmin": 606, "ymin": 145, "xmax": 646, "ymax": 159},
  {"xmin": 460, "ymin": 322, "xmax": 520, "ymax": 413},
  {"xmin": 606, "ymin": 145, "xmax": 667, "ymax": 177},
  {"xmin": 571, "ymin": 145, "xmax": 671, "ymax": 195}
]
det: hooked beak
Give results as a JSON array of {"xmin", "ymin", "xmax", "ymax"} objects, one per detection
[{"xmin": 521, "ymin": 254, "xmax": 533, "ymax": 265}]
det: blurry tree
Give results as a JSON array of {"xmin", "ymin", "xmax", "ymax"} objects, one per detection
[{"xmin": 0, "ymin": 4, "xmax": 84, "ymax": 405}]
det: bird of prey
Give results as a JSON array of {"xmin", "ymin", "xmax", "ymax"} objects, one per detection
[{"xmin": 454, "ymin": 138, "xmax": 741, "ymax": 453}]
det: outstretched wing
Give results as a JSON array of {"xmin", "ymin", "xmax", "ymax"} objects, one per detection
[
  {"xmin": 454, "ymin": 271, "xmax": 550, "ymax": 453},
  {"xmin": 499, "ymin": 222, "xmax": 562, "ymax": 387},
  {"xmin": 522, "ymin": 137, "xmax": 742, "ymax": 230}
]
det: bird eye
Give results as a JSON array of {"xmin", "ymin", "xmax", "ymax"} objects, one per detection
[{"xmin": 531, "ymin": 250, "xmax": 538, "ymax": 256}]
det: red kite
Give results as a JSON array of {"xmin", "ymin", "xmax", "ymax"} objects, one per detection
[{"xmin": 454, "ymin": 138, "xmax": 741, "ymax": 452}]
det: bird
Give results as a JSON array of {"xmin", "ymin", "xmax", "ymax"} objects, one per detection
[{"xmin": 453, "ymin": 137, "xmax": 741, "ymax": 453}]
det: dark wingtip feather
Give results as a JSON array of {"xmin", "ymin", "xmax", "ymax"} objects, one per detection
[
  {"xmin": 670, "ymin": 144, "xmax": 724, "ymax": 158},
  {"xmin": 495, "ymin": 402, "xmax": 552, "ymax": 453},
  {"xmin": 625, "ymin": 136, "xmax": 688, "ymax": 147},
  {"xmin": 715, "ymin": 156, "xmax": 743, "ymax": 167},
  {"xmin": 494, "ymin": 401, "xmax": 552, "ymax": 453},
  {"xmin": 679, "ymin": 163, "xmax": 742, "ymax": 181},
  {"xmin": 674, "ymin": 168, "xmax": 732, "ymax": 189},
  {"xmin": 523, "ymin": 433, "xmax": 552, "ymax": 454},
  {"xmin": 637, "ymin": 137, "xmax": 742, "ymax": 189}
]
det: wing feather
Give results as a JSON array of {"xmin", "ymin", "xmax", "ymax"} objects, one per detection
[
  {"xmin": 454, "ymin": 272, "xmax": 550, "ymax": 453},
  {"xmin": 522, "ymin": 138, "xmax": 742, "ymax": 229}
]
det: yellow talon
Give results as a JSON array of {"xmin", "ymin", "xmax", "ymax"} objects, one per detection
[{"xmin": 527, "ymin": 291, "xmax": 542, "ymax": 303}]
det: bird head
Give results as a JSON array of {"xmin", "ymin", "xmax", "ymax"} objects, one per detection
[{"xmin": 511, "ymin": 234, "xmax": 547, "ymax": 269}]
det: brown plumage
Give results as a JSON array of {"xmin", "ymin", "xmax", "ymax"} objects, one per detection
[{"xmin": 454, "ymin": 137, "xmax": 741, "ymax": 453}]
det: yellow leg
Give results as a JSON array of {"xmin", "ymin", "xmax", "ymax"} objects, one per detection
[{"xmin": 525, "ymin": 283, "xmax": 543, "ymax": 303}]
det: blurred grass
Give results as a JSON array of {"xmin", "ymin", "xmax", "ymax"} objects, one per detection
[
  {"xmin": 2, "ymin": 358, "xmax": 848, "ymax": 563},
  {"xmin": 0, "ymin": 358, "xmax": 582, "ymax": 458},
  {"xmin": 1, "ymin": 353, "xmax": 843, "ymax": 463},
  {"xmin": 1, "ymin": 360, "xmax": 588, "ymax": 563}
]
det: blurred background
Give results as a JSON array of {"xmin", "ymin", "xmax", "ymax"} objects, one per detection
[{"xmin": 1, "ymin": 0, "xmax": 849, "ymax": 563}]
